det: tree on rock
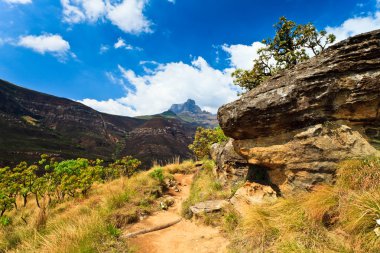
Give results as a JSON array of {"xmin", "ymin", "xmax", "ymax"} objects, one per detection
[{"xmin": 232, "ymin": 17, "xmax": 336, "ymax": 91}]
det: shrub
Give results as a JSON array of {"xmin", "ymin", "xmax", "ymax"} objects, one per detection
[
  {"xmin": 149, "ymin": 167, "xmax": 164, "ymax": 183},
  {"xmin": 189, "ymin": 127, "xmax": 227, "ymax": 160}
]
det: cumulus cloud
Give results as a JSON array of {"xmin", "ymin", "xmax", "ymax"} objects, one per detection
[
  {"xmin": 222, "ymin": 42, "xmax": 265, "ymax": 70},
  {"xmin": 326, "ymin": 12, "xmax": 380, "ymax": 42},
  {"xmin": 79, "ymin": 57, "xmax": 239, "ymax": 116},
  {"xmin": 107, "ymin": 0, "xmax": 151, "ymax": 34},
  {"xmin": 17, "ymin": 34, "xmax": 74, "ymax": 61},
  {"xmin": 60, "ymin": 0, "xmax": 151, "ymax": 34},
  {"xmin": 1, "ymin": 0, "xmax": 31, "ymax": 4}
]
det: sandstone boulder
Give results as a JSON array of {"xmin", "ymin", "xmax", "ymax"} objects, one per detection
[
  {"xmin": 189, "ymin": 200, "xmax": 229, "ymax": 215},
  {"xmin": 218, "ymin": 30, "xmax": 380, "ymax": 149}
]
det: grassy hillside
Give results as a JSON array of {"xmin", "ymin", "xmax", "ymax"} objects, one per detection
[
  {"xmin": 2, "ymin": 157, "xmax": 380, "ymax": 252},
  {"xmin": 0, "ymin": 158, "xmax": 197, "ymax": 253}
]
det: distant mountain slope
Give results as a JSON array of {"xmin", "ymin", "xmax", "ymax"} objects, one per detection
[{"xmin": 0, "ymin": 79, "xmax": 196, "ymax": 167}]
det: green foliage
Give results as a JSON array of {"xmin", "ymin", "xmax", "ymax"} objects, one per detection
[
  {"xmin": 149, "ymin": 167, "xmax": 164, "ymax": 183},
  {"xmin": 107, "ymin": 156, "xmax": 141, "ymax": 179},
  {"xmin": 189, "ymin": 126, "xmax": 228, "ymax": 160},
  {"xmin": 106, "ymin": 224, "xmax": 122, "ymax": 238},
  {"xmin": 0, "ymin": 216, "xmax": 11, "ymax": 227},
  {"xmin": 232, "ymin": 16, "xmax": 336, "ymax": 92}
]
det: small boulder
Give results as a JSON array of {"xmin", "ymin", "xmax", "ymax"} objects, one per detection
[{"xmin": 190, "ymin": 200, "xmax": 229, "ymax": 215}]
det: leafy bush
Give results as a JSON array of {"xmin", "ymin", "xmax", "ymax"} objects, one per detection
[
  {"xmin": 108, "ymin": 156, "xmax": 141, "ymax": 179},
  {"xmin": 189, "ymin": 127, "xmax": 228, "ymax": 160}
]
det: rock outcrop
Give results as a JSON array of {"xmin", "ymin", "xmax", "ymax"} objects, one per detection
[
  {"xmin": 231, "ymin": 182, "xmax": 277, "ymax": 214},
  {"xmin": 217, "ymin": 30, "xmax": 380, "ymax": 194},
  {"xmin": 210, "ymin": 139, "xmax": 249, "ymax": 184}
]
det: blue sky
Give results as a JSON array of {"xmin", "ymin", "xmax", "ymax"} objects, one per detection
[{"xmin": 0, "ymin": 0, "xmax": 380, "ymax": 116}]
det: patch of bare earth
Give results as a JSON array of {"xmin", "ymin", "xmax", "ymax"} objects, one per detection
[{"xmin": 125, "ymin": 174, "xmax": 229, "ymax": 253}]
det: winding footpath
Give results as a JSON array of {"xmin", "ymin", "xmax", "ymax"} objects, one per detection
[{"xmin": 124, "ymin": 174, "xmax": 229, "ymax": 253}]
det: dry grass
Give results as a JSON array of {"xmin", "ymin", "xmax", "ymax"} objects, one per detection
[
  {"xmin": 227, "ymin": 157, "xmax": 380, "ymax": 253},
  {"xmin": 161, "ymin": 160, "xmax": 196, "ymax": 175},
  {"xmin": 337, "ymin": 157, "xmax": 380, "ymax": 192},
  {"xmin": 0, "ymin": 170, "xmax": 166, "ymax": 253}
]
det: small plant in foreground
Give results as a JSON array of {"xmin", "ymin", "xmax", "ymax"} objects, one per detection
[{"xmin": 149, "ymin": 167, "xmax": 165, "ymax": 183}]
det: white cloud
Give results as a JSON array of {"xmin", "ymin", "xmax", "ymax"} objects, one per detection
[
  {"xmin": 80, "ymin": 98, "xmax": 137, "ymax": 116},
  {"xmin": 1, "ymin": 0, "xmax": 31, "ymax": 4},
  {"xmin": 326, "ymin": 12, "xmax": 380, "ymax": 42},
  {"xmin": 82, "ymin": 0, "xmax": 106, "ymax": 21},
  {"xmin": 99, "ymin": 44, "xmax": 109, "ymax": 54},
  {"xmin": 222, "ymin": 42, "xmax": 265, "ymax": 70},
  {"xmin": 114, "ymin": 38, "xmax": 127, "ymax": 49},
  {"xmin": 79, "ymin": 57, "xmax": 239, "ymax": 116},
  {"xmin": 61, "ymin": 0, "xmax": 105, "ymax": 23},
  {"xmin": 18, "ymin": 34, "xmax": 73, "ymax": 61},
  {"xmin": 114, "ymin": 37, "xmax": 143, "ymax": 50},
  {"xmin": 61, "ymin": 0, "xmax": 86, "ymax": 23},
  {"xmin": 107, "ymin": 0, "xmax": 151, "ymax": 34},
  {"xmin": 61, "ymin": 0, "xmax": 151, "ymax": 34}
]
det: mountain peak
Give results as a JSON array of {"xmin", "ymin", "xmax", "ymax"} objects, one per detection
[{"xmin": 169, "ymin": 99, "xmax": 203, "ymax": 114}]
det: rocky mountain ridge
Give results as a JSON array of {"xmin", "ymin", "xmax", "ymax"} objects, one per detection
[{"xmin": 169, "ymin": 99, "xmax": 218, "ymax": 128}]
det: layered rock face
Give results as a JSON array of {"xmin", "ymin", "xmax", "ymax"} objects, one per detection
[{"xmin": 217, "ymin": 30, "xmax": 380, "ymax": 194}]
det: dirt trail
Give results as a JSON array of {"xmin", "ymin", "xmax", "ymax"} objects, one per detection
[{"xmin": 125, "ymin": 174, "xmax": 229, "ymax": 253}]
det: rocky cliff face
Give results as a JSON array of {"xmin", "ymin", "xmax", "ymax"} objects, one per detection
[{"xmin": 217, "ymin": 30, "xmax": 380, "ymax": 194}]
